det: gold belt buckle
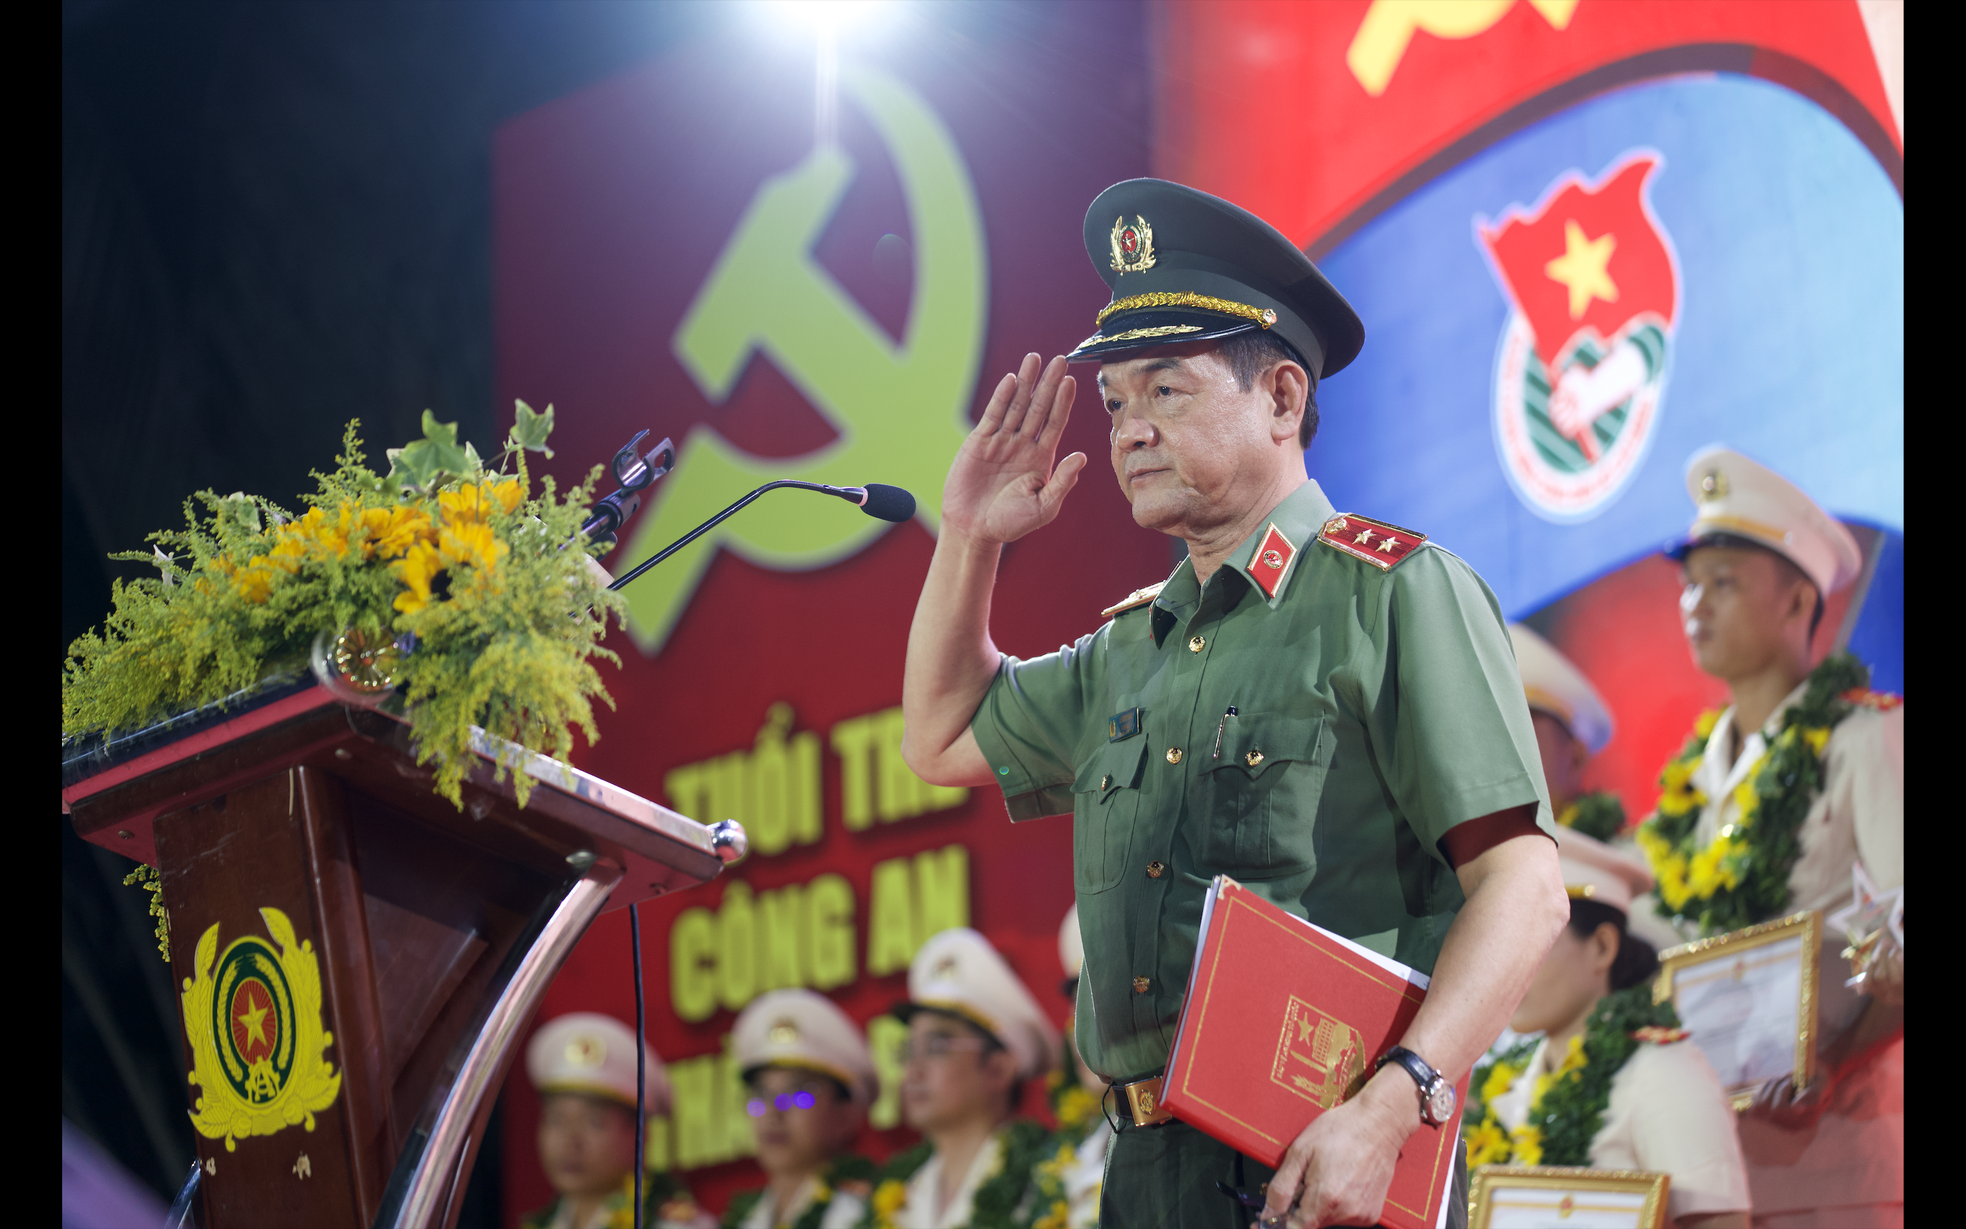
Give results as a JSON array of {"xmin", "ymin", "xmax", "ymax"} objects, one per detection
[{"xmin": 1120, "ymin": 1075, "xmax": 1174, "ymax": 1127}]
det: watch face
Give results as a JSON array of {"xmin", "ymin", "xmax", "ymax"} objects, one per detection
[{"xmin": 1427, "ymin": 1081, "xmax": 1458, "ymax": 1124}]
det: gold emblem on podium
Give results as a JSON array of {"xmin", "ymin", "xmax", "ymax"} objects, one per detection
[
  {"xmin": 1272, "ymin": 995, "xmax": 1367, "ymax": 1109},
  {"xmin": 180, "ymin": 907, "xmax": 342, "ymax": 1150}
]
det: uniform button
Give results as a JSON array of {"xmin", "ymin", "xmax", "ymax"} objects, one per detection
[
  {"xmin": 1165, "ymin": 747, "xmax": 1183, "ymax": 765},
  {"xmin": 1146, "ymin": 861, "xmax": 1165, "ymax": 879},
  {"xmin": 1244, "ymin": 748, "xmax": 1265, "ymax": 767},
  {"xmin": 1100, "ymin": 774, "xmax": 1113, "ymax": 790},
  {"xmin": 1188, "ymin": 634, "xmax": 1206, "ymax": 653},
  {"xmin": 1133, "ymin": 976, "xmax": 1151, "ymax": 993}
]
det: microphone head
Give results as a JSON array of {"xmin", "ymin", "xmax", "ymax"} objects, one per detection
[{"xmin": 860, "ymin": 483, "xmax": 916, "ymax": 523}]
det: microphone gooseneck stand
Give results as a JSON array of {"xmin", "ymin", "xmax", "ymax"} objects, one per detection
[
  {"xmin": 607, "ymin": 480, "xmax": 915, "ymax": 593},
  {"xmin": 601, "ymin": 472, "xmax": 912, "ymax": 1229}
]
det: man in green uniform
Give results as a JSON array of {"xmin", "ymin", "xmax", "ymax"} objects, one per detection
[{"xmin": 900, "ymin": 180, "xmax": 1569, "ymax": 1229}]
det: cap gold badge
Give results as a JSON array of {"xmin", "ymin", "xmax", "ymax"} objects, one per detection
[
  {"xmin": 566, "ymin": 1035, "xmax": 606, "ymax": 1066},
  {"xmin": 933, "ymin": 954, "xmax": 961, "ymax": 979},
  {"xmin": 768, "ymin": 1018, "xmax": 799, "ymax": 1045},
  {"xmin": 1110, "ymin": 215, "xmax": 1156, "ymax": 273},
  {"xmin": 1698, "ymin": 468, "xmax": 1728, "ymax": 500}
]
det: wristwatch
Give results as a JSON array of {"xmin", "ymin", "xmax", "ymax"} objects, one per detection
[{"xmin": 1376, "ymin": 1046, "xmax": 1456, "ymax": 1128}]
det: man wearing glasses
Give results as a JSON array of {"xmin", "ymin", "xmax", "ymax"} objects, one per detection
[
  {"xmin": 900, "ymin": 179, "xmax": 1569, "ymax": 1229},
  {"xmin": 870, "ymin": 927, "xmax": 1058, "ymax": 1229}
]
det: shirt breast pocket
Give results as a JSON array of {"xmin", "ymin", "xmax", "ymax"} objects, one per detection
[
  {"xmin": 1072, "ymin": 738, "xmax": 1149, "ymax": 894},
  {"xmin": 1200, "ymin": 713, "xmax": 1332, "ymax": 879}
]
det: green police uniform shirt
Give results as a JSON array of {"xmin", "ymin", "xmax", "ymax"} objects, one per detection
[{"xmin": 970, "ymin": 481, "xmax": 1555, "ymax": 1082}]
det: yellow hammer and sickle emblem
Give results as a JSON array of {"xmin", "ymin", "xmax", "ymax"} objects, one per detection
[
  {"xmin": 1346, "ymin": 0, "xmax": 1579, "ymax": 97},
  {"xmin": 618, "ymin": 66, "xmax": 988, "ymax": 653}
]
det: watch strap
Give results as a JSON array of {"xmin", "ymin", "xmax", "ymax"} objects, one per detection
[{"xmin": 1376, "ymin": 1046, "xmax": 1448, "ymax": 1125}]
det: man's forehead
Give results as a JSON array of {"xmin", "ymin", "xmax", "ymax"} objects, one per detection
[{"xmin": 1096, "ymin": 349, "xmax": 1211, "ymax": 388}]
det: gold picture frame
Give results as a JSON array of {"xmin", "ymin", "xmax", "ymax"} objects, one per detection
[
  {"xmin": 1656, "ymin": 910, "xmax": 1820, "ymax": 1109},
  {"xmin": 1470, "ymin": 1166, "xmax": 1669, "ymax": 1229}
]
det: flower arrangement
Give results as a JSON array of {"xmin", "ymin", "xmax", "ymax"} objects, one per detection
[{"xmin": 62, "ymin": 406, "xmax": 624, "ymax": 808}]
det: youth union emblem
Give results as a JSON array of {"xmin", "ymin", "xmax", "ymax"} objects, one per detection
[
  {"xmin": 1477, "ymin": 152, "xmax": 1680, "ymax": 522},
  {"xmin": 180, "ymin": 907, "xmax": 342, "ymax": 1150}
]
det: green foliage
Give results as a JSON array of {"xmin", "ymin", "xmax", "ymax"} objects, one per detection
[
  {"xmin": 63, "ymin": 412, "xmax": 624, "ymax": 810},
  {"xmin": 121, "ymin": 864, "xmax": 170, "ymax": 963},
  {"xmin": 1560, "ymin": 791, "xmax": 1627, "ymax": 842},
  {"xmin": 511, "ymin": 400, "xmax": 556, "ymax": 457}
]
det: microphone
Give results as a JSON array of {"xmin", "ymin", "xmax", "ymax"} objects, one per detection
[{"xmin": 607, "ymin": 480, "xmax": 917, "ymax": 592}]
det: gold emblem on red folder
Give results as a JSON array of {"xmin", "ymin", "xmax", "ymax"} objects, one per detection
[{"xmin": 1272, "ymin": 995, "xmax": 1366, "ymax": 1109}]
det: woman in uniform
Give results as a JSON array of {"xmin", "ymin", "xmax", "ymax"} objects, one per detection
[{"xmin": 1464, "ymin": 829, "xmax": 1751, "ymax": 1229}]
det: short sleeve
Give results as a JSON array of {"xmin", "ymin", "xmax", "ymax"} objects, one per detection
[
  {"xmin": 1377, "ymin": 547, "xmax": 1553, "ymax": 861},
  {"xmin": 970, "ymin": 632, "xmax": 1100, "ymax": 821},
  {"xmin": 1606, "ymin": 1044, "xmax": 1753, "ymax": 1220}
]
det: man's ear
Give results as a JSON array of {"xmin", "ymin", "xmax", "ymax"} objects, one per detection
[
  {"xmin": 1591, "ymin": 922, "xmax": 1621, "ymax": 974},
  {"xmin": 1264, "ymin": 361, "xmax": 1309, "ymax": 444}
]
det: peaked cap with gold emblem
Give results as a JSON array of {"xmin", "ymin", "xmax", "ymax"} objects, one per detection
[
  {"xmin": 1668, "ymin": 445, "xmax": 1862, "ymax": 598},
  {"xmin": 894, "ymin": 927, "xmax": 1059, "ymax": 1081},
  {"xmin": 1554, "ymin": 826, "xmax": 1654, "ymax": 914},
  {"xmin": 731, "ymin": 988, "xmax": 879, "ymax": 1104},
  {"xmin": 1509, "ymin": 622, "xmax": 1614, "ymax": 754},
  {"xmin": 1067, "ymin": 178, "xmax": 1365, "ymax": 380},
  {"xmin": 526, "ymin": 1011, "xmax": 672, "ymax": 1116}
]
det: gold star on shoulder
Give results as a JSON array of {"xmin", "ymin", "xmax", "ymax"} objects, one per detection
[
  {"xmin": 1377, "ymin": 535, "xmax": 1399, "ymax": 553},
  {"xmin": 1352, "ymin": 527, "xmax": 1376, "ymax": 546},
  {"xmin": 1544, "ymin": 218, "xmax": 1619, "ymax": 319}
]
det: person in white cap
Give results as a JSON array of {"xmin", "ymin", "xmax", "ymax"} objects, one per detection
[
  {"xmin": 522, "ymin": 1012, "xmax": 713, "ymax": 1229},
  {"xmin": 1035, "ymin": 904, "xmax": 1111, "ymax": 1229},
  {"xmin": 1467, "ymin": 829, "xmax": 1750, "ymax": 1229},
  {"xmin": 1509, "ymin": 623, "xmax": 1623, "ymax": 840},
  {"xmin": 722, "ymin": 989, "xmax": 877, "ymax": 1229},
  {"xmin": 866, "ymin": 928, "xmax": 1058, "ymax": 1229},
  {"xmin": 1637, "ymin": 446, "xmax": 1902, "ymax": 1227}
]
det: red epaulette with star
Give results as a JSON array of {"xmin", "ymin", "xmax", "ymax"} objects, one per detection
[
  {"xmin": 1316, "ymin": 514, "xmax": 1428, "ymax": 571},
  {"xmin": 1629, "ymin": 1026, "xmax": 1691, "ymax": 1045},
  {"xmin": 1101, "ymin": 580, "xmax": 1167, "ymax": 620},
  {"xmin": 1840, "ymin": 688, "xmax": 1903, "ymax": 712}
]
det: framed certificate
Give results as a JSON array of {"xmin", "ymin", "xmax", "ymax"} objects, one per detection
[
  {"xmin": 1469, "ymin": 1166, "xmax": 1669, "ymax": 1229},
  {"xmin": 1656, "ymin": 910, "xmax": 1820, "ymax": 1108}
]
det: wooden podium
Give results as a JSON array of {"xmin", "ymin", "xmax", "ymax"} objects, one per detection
[{"xmin": 63, "ymin": 673, "xmax": 738, "ymax": 1229}]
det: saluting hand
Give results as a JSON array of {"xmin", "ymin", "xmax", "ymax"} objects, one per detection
[
  {"xmin": 1258, "ymin": 1067, "xmax": 1419, "ymax": 1229},
  {"xmin": 940, "ymin": 353, "xmax": 1086, "ymax": 546}
]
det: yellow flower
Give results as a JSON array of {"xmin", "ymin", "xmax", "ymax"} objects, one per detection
[
  {"xmin": 392, "ymin": 540, "xmax": 444, "ymax": 614},
  {"xmin": 1480, "ymin": 1060, "xmax": 1521, "ymax": 1107},
  {"xmin": 873, "ymin": 1180, "xmax": 906, "ymax": 1218},
  {"xmin": 1694, "ymin": 708, "xmax": 1722, "ymax": 739},
  {"xmin": 1464, "ymin": 1117, "xmax": 1510, "ymax": 1167},
  {"xmin": 440, "ymin": 520, "xmax": 504, "ymax": 574},
  {"xmin": 1803, "ymin": 726, "xmax": 1831, "ymax": 757},
  {"xmin": 1509, "ymin": 1124, "xmax": 1544, "ymax": 1167},
  {"xmin": 1055, "ymin": 1083, "xmax": 1098, "ymax": 1130},
  {"xmin": 438, "ymin": 478, "xmax": 525, "ymax": 525},
  {"xmin": 232, "ymin": 564, "xmax": 276, "ymax": 604},
  {"xmin": 362, "ymin": 504, "xmax": 434, "ymax": 560}
]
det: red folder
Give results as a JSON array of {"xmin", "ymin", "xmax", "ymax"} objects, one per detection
[{"xmin": 1161, "ymin": 877, "xmax": 1466, "ymax": 1229}]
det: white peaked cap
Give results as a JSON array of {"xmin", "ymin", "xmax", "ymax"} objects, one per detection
[
  {"xmin": 731, "ymin": 988, "xmax": 879, "ymax": 1104},
  {"xmin": 1679, "ymin": 446, "xmax": 1862, "ymax": 597},
  {"xmin": 1509, "ymin": 623, "xmax": 1614, "ymax": 754},
  {"xmin": 526, "ymin": 1011, "xmax": 672, "ymax": 1116},
  {"xmin": 905, "ymin": 927, "xmax": 1060, "ymax": 1081},
  {"xmin": 1555, "ymin": 826, "xmax": 1655, "ymax": 914},
  {"xmin": 1058, "ymin": 904, "xmax": 1084, "ymax": 981}
]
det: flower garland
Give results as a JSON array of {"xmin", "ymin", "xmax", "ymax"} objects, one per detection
[
  {"xmin": 861, "ymin": 1119, "xmax": 1054, "ymax": 1229},
  {"xmin": 1462, "ymin": 985, "xmax": 1685, "ymax": 1169},
  {"xmin": 1635, "ymin": 654, "xmax": 1870, "ymax": 935},
  {"xmin": 1557, "ymin": 791, "xmax": 1626, "ymax": 842},
  {"xmin": 722, "ymin": 1154, "xmax": 876, "ymax": 1229}
]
